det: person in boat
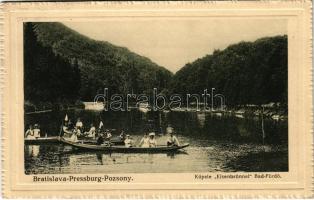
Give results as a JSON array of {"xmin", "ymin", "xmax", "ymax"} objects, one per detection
[
  {"xmin": 148, "ymin": 132, "xmax": 157, "ymax": 147},
  {"xmin": 62, "ymin": 121, "xmax": 73, "ymax": 138},
  {"xmin": 166, "ymin": 124, "xmax": 174, "ymax": 135},
  {"xmin": 25, "ymin": 125, "xmax": 35, "ymax": 139},
  {"xmin": 96, "ymin": 133, "xmax": 105, "ymax": 145},
  {"xmin": 70, "ymin": 127, "xmax": 80, "ymax": 142},
  {"xmin": 166, "ymin": 124, "xmax": 180, "ymax": 146},
  {"xmin": 75, "ymin": 118, "xmax": 83, "ymax": 131},
  {"xmin": 33, "ymin": 124, "xmax": 41, "ymax": 139},
  {"xmin": 124, "ymin": 135, "xmax": 133, "ymax": 147},
  {"xmin": 119, "ymin": 130, "xmax": 126, "ymax": 140},
  {"xmin": 167, "ymin": 132, "xmax": 180, "ymax": 146},
  {"xmin": 104, "ymin": 129, "xmax": 112, "ymax": 140},
  {"xmin": 138, "ymin": 133, "xmax": 149, "ymax": 147},
  {"xmin": 85, "ymin": 123, "xmax": 96, "ymax": 139}
]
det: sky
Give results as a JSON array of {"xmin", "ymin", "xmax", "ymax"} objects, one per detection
[{"xmin": 63, "ymin": 18, "xmax": 287, "ymax": 73}]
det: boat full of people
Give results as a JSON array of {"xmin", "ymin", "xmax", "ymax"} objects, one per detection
[
  {"xmin": 25, "ymin": 115, "xmax": 189, "ymax": 153},
  {"xmin": 24, "ymin": 115, "xmax": 125, "ymax": 145},
  {"xmin": 60, "ymin": 121, "xmax": 189, "ymax": 153},
  {"xmin": 60, "ymin": 137, "xmax": 189, "ymax": 153},
  {"xmin": 60, "ymin": 115, "xmax": 125, "ymax": 145}
]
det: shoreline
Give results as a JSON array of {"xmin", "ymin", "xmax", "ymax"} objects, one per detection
[
  {"xmin": 24, "ymin": 101, "xmax": 288, "ymax": 120},
  {"xmin": 24, "ymin": 101, "xmax": 287, "ymax": 121}
]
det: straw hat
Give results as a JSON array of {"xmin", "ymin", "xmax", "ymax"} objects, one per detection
[{"xmin": 148, "ymin": 132, "xmax": 155, "ymax": 136}]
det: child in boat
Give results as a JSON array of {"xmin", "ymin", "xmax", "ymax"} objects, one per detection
[
  {"xmin": 148, "ymin": 132, "xmax": 157, "ymax": 147},
  {"xmin": 139, "ymin": 133, "xmax": 149, "ymax": 147},
  {"xmin": 124, "ymin": 135, "xmax": 133, "ymax": 147},
  {"xmin": 25, "ymin": 125, "xmax": 35, "ymax": 139},
  {"xmin": 33, "ymin": 124, "xmax": 41, "ymax": 138}
]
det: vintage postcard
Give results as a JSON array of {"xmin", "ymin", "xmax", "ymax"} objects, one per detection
[{"xmin": 1, "ymin": 1, "xmax": 313, "ymax": 198}]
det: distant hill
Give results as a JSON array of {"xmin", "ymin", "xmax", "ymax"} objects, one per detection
[
  {"xmin": 24, "ymin": 22, "xmax": 173, "ymax": 105},
  {"xmin": 170, "ymin": 35, "xmax": 287, "ymax": 107}
]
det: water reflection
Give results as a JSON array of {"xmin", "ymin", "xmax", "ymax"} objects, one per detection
[
  {"xmin": 96, "ymin": 153, "xmax": 103, "ymax": 165},
  {"xmin": 26, "ymin": 145, "xmax": 40, "ymax": 157}
]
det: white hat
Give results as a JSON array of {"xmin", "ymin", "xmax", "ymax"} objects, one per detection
[{"xmin": 148, "ymin": 132, "xmax": 155, "ymax": 136}]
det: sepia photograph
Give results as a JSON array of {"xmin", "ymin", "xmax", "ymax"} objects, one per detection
[
  {"xmin": 2, "ymin": 1, "xmax": 313, "ymax": 198},
  {"xmin": 23, "ymin": 19, "xmax": 288, "ymax": 174}
]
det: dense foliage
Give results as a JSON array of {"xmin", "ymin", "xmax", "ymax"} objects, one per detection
[
  {"xmin": 171, "ymin": 35, "xmax": 287, "ymax": 107},
  {"xmin": 24, "ymin": 22, "xmax": 172, "ymax": 105},
  {"xmin": 24, "ymin": 23, "xmax": 81, "ymax": 105},
  {"xmin": 24, "ymin": 22, "xmax": 287, "ymax": 110}
]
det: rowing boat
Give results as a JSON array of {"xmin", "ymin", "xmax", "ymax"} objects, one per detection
[{"xmin": 60, "ymin": 137, "xmax": 189, "ymax": 153}]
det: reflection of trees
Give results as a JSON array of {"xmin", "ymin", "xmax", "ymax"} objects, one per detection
[
  {"xmin": 201, "ymin": 115, "xmax": 287, "ymax": 144},
  {"xmin": 196, "ymin": 112, "xmax": 206, "ymax": 127},
  {"xmin": 26, "ymin": 109, "xmax": 288, "ymax": 147},
  {"xmin": 145, "ymin": 111, "xmax": 166, "ymax": 133},
  {"xmin": 237, "ymin": 120, "xmax": 250, "ymax": 137}
]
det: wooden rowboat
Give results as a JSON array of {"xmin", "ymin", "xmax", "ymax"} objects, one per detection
[{"xmin": 60, "ymin": 137, "xmax": 189, "ymax": 153}]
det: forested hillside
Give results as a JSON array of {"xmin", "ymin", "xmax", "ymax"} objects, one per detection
[
  {"xmin": 24, "ymin": 22, "xmax": 172, "ymax": 106},
  {"xmin": 171, "ymin": 35, "xmax": 287, "ymax": 107},
  {"xmin": 24, "ymin": 22, "xmax": 287, "ymax": 111}
]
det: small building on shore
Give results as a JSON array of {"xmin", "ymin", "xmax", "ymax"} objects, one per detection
[{"xmin": 83, "ymin": 102, "xmax": 105, "ymax": 111}]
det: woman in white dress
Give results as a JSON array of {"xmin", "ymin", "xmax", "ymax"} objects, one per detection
[
  {"xmin": 148, "ymin": 132, "xmax": 157, "ymax": 147},
  {"xmin": 139, "ymin": 133, "xmax": 150, "ymax": 147},
  {"xmin": 25, "ymin": 125, "xmax": 35, "ymax": 139}
]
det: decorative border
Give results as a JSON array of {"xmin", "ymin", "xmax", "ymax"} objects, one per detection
[{"xmin": 1, "ymin": 1, "xmax": 313, "ymax": 198}]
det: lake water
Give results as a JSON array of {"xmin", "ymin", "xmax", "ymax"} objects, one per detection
[{"xmin": 24, "ymin": 109, "xmax": 288, "ymax": 174}]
